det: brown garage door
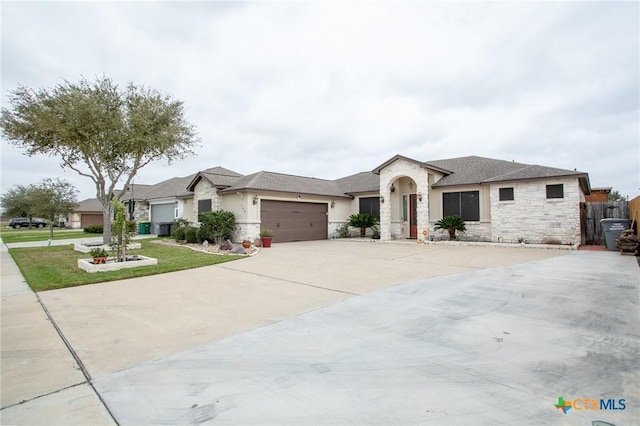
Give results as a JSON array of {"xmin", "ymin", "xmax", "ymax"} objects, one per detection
[
  {"xmin": 261, "ymin": 201, "xmax": 328, "ymax": 242},
  {"xmin": 81, "ymin": 213, "xmax": 103, "ymax": 228}
]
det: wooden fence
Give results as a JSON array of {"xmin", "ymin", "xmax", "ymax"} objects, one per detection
[
  {"xmin": 630, "ymin": 196, "xmax": 640, "ymax": 237},
  {"xmin": 580, "ymin": 201, "xmax": 629, "ymax": 245}
]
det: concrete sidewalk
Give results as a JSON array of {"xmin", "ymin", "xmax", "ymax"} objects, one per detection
[{"xmin": 0, "ymin": 238, "xmax": 115, "ymax": 425}]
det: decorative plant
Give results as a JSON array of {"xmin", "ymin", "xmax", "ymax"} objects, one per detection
[
  {"xmin": 347, "ymin": 213, "xmax": 379, "ymax": 237},
  {"xmin": 434, "ymin": 215, "xmax": 467, "ymax": 240},
  {"xmin": 89, "ymin": 247, "xmax": 108, "ymax": 259},
  {"xmin": 259, "ymin": 229, "xmax": 273, "ymax": 238}
]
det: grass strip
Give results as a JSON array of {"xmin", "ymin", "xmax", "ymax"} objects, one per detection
[
  {"xmin": 8, "ymin": 239, "xmax": 243, "ymax": 291},
  {"xmin": 0, "ymin": 228, "xmax": 97, "ymax": 244}
]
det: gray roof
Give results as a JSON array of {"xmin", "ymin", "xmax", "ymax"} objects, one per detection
[
  {"xmin": 335, "ymin": 172, "xmax": 379, "ymax": 194},
  {"xmin": 143, "ymin": 174, "xmax": 196, "ymax": 200},
  {"xmin": 220, "ymin": 171, "xmax": 352, "ymax": 198},
  {"xmin": 113, "ymin": 184, "xmax": 153, "ymax": 201},
  {"xmin": 186, "ymin": 167, "xmax": 243, "ymax": 191},
  {"xmin": 427, "ymin": 156, "xmax": 589, "ymax": 188},
  {"xmin": 75, "ymin": 198, "xmax": 103, "ymax": 212}
]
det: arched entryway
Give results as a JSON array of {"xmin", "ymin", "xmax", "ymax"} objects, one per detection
[{"xmin": 379, "ymin": 168, "xmax": 429, "ymax": 241}]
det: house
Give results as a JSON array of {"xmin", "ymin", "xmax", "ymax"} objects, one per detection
[
  {"xmin": 68, "ymin": 198, "xmax": 104, "ymax": 229},
  {"xmin": 70, "ymin": 154, "xmax": 591, "ymax": 245},
  {"xmin": 585, "ymin": 187, "xmax": 612, "ymax": 202}
]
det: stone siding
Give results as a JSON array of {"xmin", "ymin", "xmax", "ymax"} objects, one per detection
[
  {"xmin": 193, "ymin": 180, "xmax": 220, "ymax": 221},
  {"xmin": 379, "ymin": 159, "xmax": 429, "ymax": 241},
  {"xmin": 490, "ymin": 178, "xmax": 582, "ymax": 245}
]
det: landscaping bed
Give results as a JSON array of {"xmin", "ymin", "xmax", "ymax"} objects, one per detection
[{"xmin": 8, "ymin": 239, "xmax": 243, "ymax": 291}]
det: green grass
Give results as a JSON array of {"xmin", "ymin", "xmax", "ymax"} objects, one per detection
[
  {"xmin": 0, "ymin": 227, "xmax": 96, "ymax": 244},
  {"xmin": 8, "ymin": 239, "xmax": 244, "ymax": 291}
]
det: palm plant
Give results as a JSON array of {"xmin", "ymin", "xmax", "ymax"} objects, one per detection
[
  {"xmin": 348, "ymin": 213, "xmax": 379, "ymax": 237},
  {"xmin": 434, "ymin": 215, "xmax": 466, "ymax": 240}
]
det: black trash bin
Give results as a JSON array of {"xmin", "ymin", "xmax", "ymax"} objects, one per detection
[
  {"xmin": 158, "ymin": 222, "xmax": 172, "ymax": 237},
  {"xmin": 600, "ymin": 218, "xmax": 631, "ymax": 251}
]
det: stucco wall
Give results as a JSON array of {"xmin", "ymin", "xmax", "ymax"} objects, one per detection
[{"xmin": 490, "ymin": 178, "xmax": 582, "ymax": 244}]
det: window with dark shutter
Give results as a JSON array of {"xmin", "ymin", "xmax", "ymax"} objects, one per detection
[
  {"xmin": 499, "ymin": 187, "xmax": 514, "ymax": 201},
  {"xmin": 442, "ymin": 191, "xmax": 480, "ymax": 221},
  {"xmin": 359, "ymin": 197, "xmax": 380, "ymax": 219},
  {"xmin": 198, "ymin": 199, "xmax": 212, "ymax": 214},
  {"xmin": 546, "ymin": 184, "xmax": 564, "ymax": 199}
]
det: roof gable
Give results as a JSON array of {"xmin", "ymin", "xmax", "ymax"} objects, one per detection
[{"xmin": 186, "ymin": 167, "xmax": 243, "ymax": 191}]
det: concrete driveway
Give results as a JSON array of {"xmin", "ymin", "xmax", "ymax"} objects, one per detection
[{"xmin": 1, "ymin": 240, "xmax": 638, "ymax": 425}]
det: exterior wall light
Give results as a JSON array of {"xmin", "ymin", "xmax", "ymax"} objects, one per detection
[
  {"xmin": 253, "ymin": 195, "xmax": 259, "ymax": 205},
  {"xmin": 380, "ymin": 195, "xmax": 385, "ymax": 203},
  {"xmin": 330, "ymin": 200, "xmax": 336, "ymax": 208},
  {"xmin": 418, "ymin": 192, "xmax": 423, "ymax": 202}
]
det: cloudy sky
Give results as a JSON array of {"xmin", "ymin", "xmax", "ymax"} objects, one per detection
[{"xmin": 1, "ymin": 1, "xmax": 638, "ymax": 201}]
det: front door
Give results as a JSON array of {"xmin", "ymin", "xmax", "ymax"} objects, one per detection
[{"xmin": 409, "ymin": 194, "xmax": 417, "ymax": 238}]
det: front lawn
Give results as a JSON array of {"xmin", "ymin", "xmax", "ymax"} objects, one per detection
[
  {"xmin": 9, "ymin": 239, "xmax": 243, "ymax": 291},
  {"xmin": 0, "ymin": 227, "xmax": 95, "ymax": 244}
]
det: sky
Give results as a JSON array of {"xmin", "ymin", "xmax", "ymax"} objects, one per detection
[{"xmin": 1, "ymin": 1, "xmax": 639, "ymax": 202}]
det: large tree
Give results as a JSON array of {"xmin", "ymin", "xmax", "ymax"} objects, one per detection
[
  {"xmin": 0, "ymin": 77, "xmax": 199, "ymax": 243},
  {"xmin": 30, "ymin": 178, "xmax": 79, "ymax": 238},
  {"xmin": 1, "ymin": 185, "xmax": 34, "ymax": 223}
]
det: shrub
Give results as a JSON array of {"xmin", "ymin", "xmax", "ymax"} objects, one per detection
[
  {"xmin": 84, "ymin": 224, "xmax": 103, "ymax": 234},
  {"xmin": 259, "ymin": 228, "xmax": 273, "ymax": 238},
  {"xmin": 198, "ymin": 210, "xmax": 236, "ymax": 244},
  {"xmin": 336, "ymin": 223, "xmax": 350, "ymax": 238},
  {"xmin": 89, "ymin": 247, "xmax": 108, "ymax": 258},
  {"xmin": 434, "ymin": 215, "xmax": 466, "ymax": 240},
  {"xmin": 347, "ymin": 213, "xmax": 379, "ymax": 237},
  {"xmin": 184, "ymin": 226, "xmax": 198, "ymax": 243},
  {"xmin": 171, "ymin": 218, "xmax": 190, "ymax": 237},
  {"xmin": 174, "ymin": 226, "xmax": 186, "ymax": 241}
]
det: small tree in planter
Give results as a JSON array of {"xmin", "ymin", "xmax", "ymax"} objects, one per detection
[
  {"xmin": 347, "ymin": 213, "xmax": 379, "ymax": 237},
  {"xmin": 434, "ymin": 215, "xmax": 467, "ymax": 240},
  {"xmin": 260, "ymin": 229, "xmax": 273, "ymax": 248}
]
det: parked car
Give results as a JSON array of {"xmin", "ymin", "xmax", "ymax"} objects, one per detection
[{"xmin": 7, "ymin": 217, "xmax": 47, "ymax": 229}]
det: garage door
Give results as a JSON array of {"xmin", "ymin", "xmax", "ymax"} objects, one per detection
[
  {"xmin": 260, "ymin": 201, "xmax": 327, "ymax": 242},
  {"xmin": 81, "ymin": 213, "xmax": 103, "ymax": 228},
  {"xmin": 150, "ymin": 203, "xmax": 175, "ymax": 234}
]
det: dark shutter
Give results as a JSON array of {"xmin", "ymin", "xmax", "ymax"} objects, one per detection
[
  {"xmin": 443, "ymin": 191, "xmax": 480, "ymax": 221},
  {"xmin": 546, "ymin": 184, "xmax": 564, "ymax": 199},
  {"xmin": 460, "ymin": 191, "xmax": 480, "ymax": 221},
  {"xmin": 359, "ymin": 197, "xmax": 380, "ymax": 219},
  {"xmin": 499, "ymin": 187, "xmax": 514, "ymax": 201},
  {"xmin": 198, "ymin": 199, "xmax": 212, "ymax": 214},
  {"xmin": 443, "ymin": 192, "xmax": 459, "ymax": 217}
]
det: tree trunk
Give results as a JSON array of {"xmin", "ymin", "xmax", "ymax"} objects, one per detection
[
  {"xmin": 448, "ymin": 229, "xmax": 456, "ymax": 239},
  {"xmin": 360, "ymin": 227, "xmax": 366, "ymax": 237},
  {"xmin": 102, "ymin": 203, "xmax": 112, "ymax": 245}
]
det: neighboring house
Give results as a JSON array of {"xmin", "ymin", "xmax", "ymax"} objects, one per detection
[
  {"xmin": 68, "ymin": 198, "xmax": 104, "ymax": 229},
  {"xmin": 585, "ymin": 187, "xmax": 612, "ymax": 202},
  {"xmin": 69, "ymin": 154, "xmax": 591, "ymax": 245}
]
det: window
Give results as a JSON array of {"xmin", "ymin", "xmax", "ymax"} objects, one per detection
[
  {"xmin": 443, "ymin": 191, "xmax": 480, "ymax": 221},
  {"xmin": 198, "ymin": 199, "xmax": 212, "ymax": 214},
  {"xmin": 359, "ymin": 197, "xmax": 380, "ymax": 219},
  {"xmin": 499, "ymin": 187, "xmax": 514, "ymax": 201},
  {"xmin": 546, "ymin": 184, "xmax": 564, "ymax": 199}
]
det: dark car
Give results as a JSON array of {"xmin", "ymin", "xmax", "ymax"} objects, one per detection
[{"xmin": 8, "ymin": 217, "xmax": 46, "ymax": 229}]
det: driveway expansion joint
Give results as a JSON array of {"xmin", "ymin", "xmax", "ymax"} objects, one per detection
[
  {"xmin": 0, "ymin": 382, "xmax": 86, "ymax": 411},
  {"xmin": 34, "ymin": 292, "xmax": 121, "ymax": 425}
]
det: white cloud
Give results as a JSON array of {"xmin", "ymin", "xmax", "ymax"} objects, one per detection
[{"xmin": 1, "ymin": 1, "xmax": 638, "ymax": 200}]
